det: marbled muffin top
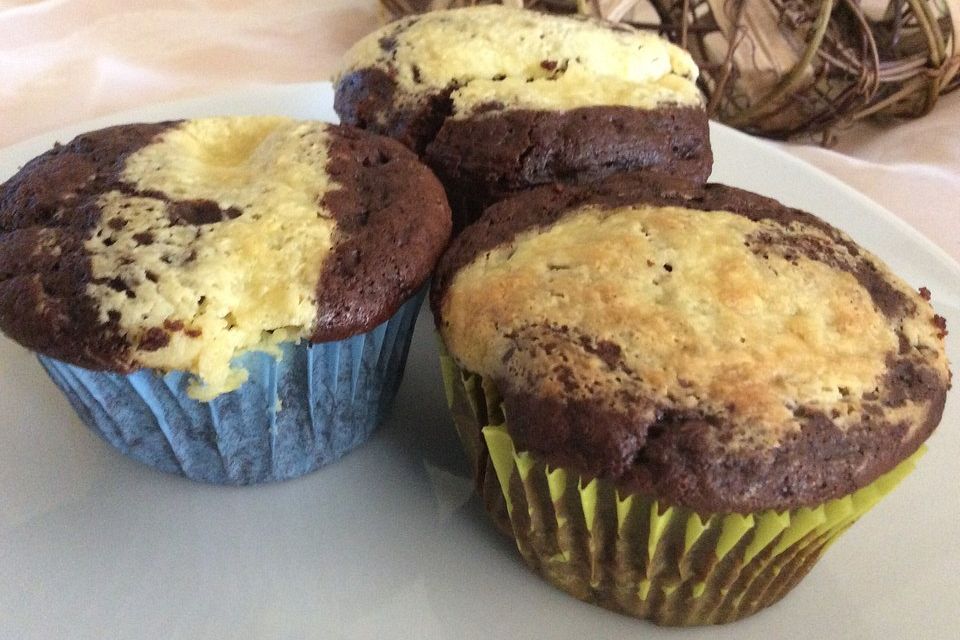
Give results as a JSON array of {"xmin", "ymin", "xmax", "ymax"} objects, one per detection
[
  {"xmin": 432, "ymin": 175, "xmax": 950, "ymax": 513},
  {"xmin": 335, "ymin": 6, "xmax": 711, "ymax": 231},
  {"xmin": 0, "ymin": 117, "xmax": 451, "ymax": 400},
  {"xmin": 338, "ymin": 5, "xmax": 701, "ymax": 122}
]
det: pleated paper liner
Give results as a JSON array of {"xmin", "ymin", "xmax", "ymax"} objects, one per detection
[
  {"xmin": 37, "ymin": 289, "xmax": 426, "ymax": 485},
  {"xmin": 439, "ymin": 346, "xmax": 923, "ymax": 625},
  {"xmin": 440, "ymin": 347, "xmax": 515, "ymax": 534}
]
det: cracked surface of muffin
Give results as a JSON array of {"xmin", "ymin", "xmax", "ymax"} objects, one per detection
[
  {"xmin": 432, "ymin": 173, "xmax": 949, "ymax": 513},
  {"xmin": 335, "ymin": 5, "xmax": 712, "ymax": 229}
]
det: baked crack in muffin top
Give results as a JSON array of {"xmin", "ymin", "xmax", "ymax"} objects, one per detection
[
  {"xmin": 432, "ymin": 175, "xmax": 950, "ymax": 513},
  {"xmin": 0, "ymin": 117, "xmax": 451, "ymax": 399}
]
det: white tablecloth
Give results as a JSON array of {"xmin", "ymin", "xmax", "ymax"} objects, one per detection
[{"xmin": 2, "ymin": 0, "xmax": 958, "ymax": 264}]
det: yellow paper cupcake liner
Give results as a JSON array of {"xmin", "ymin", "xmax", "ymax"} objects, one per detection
[{"xmin": 439, "ymin": 348, "xmax": 923, "ymax": 626}]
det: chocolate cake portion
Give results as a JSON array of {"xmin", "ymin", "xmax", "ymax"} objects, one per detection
[
  {"xmin": 317, "ymin": 125, "xmax": 451, "ymax": 341},
  {"xmin": 425, "ymin": 105, "xmax": 710, "ymax": 228},
  {"xmin": 335, "ymin": 6, "xmax": 712, "ymax": 231},
  {"xmin": 334, "ymin": 67, "xmax": 454, "ymax": 155},
  {"xmin": 432, "ymin": 173, "xmax": 950, "ymax": 513},
  {"xmin": 0, "ymin": 122, "xmax": 179, "ymax": 372},
  {"xmin": 0, "ymin": 117, "xmax": 450, "ymax": 397}
]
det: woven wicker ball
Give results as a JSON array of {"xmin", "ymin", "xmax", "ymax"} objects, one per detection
[{"xmin": 377, "ymin": 0, "xmax": 960, "ymax": 141}]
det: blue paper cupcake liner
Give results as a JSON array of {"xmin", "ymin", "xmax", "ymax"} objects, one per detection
[{"xmin": 37, "ymin": 289, "xmax": 425, "ymax": 485}]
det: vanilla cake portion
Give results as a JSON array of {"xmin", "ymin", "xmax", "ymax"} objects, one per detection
[
  {"xmin": 0, "ymin": 117, "xmax": 451, "ymax": 400},
  {"xmin": 335, "ymin": 6, "xmax": 712, "ymax": 229},
  {"xmin": 339, "ymin": 5, "xmax": 701, "ymax": 120},
  {"xmin": 431, "ymin": 174, "xmax": 949, "ymax": 512}
]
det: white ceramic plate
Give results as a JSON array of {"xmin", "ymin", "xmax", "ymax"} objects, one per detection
[{"xmin": 0, "ymin": 84, "xmax": 957, "ymax": 640}]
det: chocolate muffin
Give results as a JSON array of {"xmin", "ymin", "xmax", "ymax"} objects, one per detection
[
  {"xmin": 0, "ymin": 116, "xmax": 451, "ymax": 484},
  {"xmin": 335, "ymin": 5, "xmax": 712, "ymax": 230},
  {"xmin": 432, "ymin": 173, "xmax": 950, "ymax": 625}
]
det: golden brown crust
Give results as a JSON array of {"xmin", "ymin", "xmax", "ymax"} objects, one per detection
[{"xmin": 432, "ymin": 174, "xmax": 950, "ymax": 512}]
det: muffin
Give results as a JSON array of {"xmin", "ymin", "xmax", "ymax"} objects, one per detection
[
  {"xmin": 334, "ymin": 5, "xmax": 712, "ymax": 230},
  {"xmin": 0, "ymin": 116, "xmax": 451, "ymax": 484},
  {"xmin": 431, "ymin": 173, "xmax": 950, "ymax": 625}
]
